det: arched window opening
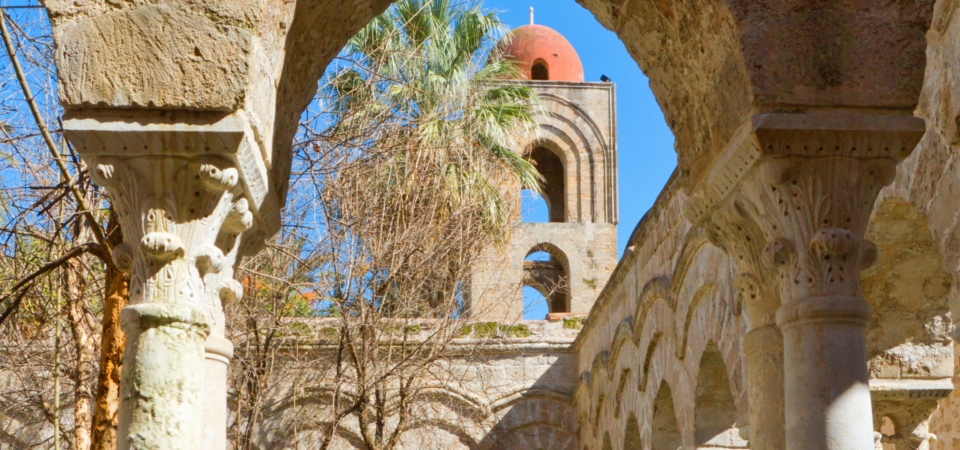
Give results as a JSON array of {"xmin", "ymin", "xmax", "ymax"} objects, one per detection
[
  {"xmin": 522, "ymin": 244, "xmax": 569, "ymax": 318},
  {"xmin": 522, "ymin": 286, "xmax": 548, "ymax": 320},
  {"xmin": 879, "ymin": 416, "xmax": 897, "ymax": 450},
  {"xmin": 601, "ymin": 433, "xmax": 612, "ymax": 450},
  {"xmin": 531, "ymin": 59, "xmax": 549, "ymax": 80},
  {"xmin": 694, "ymin": 342, "xmax": 738, "ymax": 446},
  {"xmin": 624, "ymin": 413, "xmax": 642, "ymax": 450},
  {"xmin": 521, "ymin": 189, "xmax": 550, "ymax": 223},
  {"xmin": 652, "ymin": 381, "xmax": 681, "ymax": 450},
  {"xmin": 527, "ymin": 146, "xmax": 565, "ymax": 222}
]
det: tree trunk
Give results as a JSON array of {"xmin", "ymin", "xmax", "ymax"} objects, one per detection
[
  {"xmin": 66, "ymin": 266, "xmax": 94, "ymax": 450},
  {"xmin": 65, "ymin": 211, "xmax": 96, "ymax": 450},
  {"xmin": 90, "ymin": 208, "xmax": 128, "ymax": 450}
]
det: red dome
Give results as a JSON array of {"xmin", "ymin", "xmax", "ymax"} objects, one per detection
[{"xmin": 495, "ymin": 25, "xmax": 584, "ymax": 82}]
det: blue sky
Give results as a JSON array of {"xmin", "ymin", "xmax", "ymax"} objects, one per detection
[
  {"xmin": 0, "ymin": 0, "xmax": 677, "ymax": 320},
  {"xmin": 487, "ymin": 1, "xmax": 678, "ymax": 318}
]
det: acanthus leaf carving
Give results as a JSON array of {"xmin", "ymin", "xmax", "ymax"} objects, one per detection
[{"xmin": 82, "ymin": 151, "xmax": 257, "ymax": 335}]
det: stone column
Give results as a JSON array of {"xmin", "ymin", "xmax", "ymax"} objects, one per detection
[
  {"xmin": 203, "ymin": 335, "xmax": 235, "ymax": 449},
  {"xmin": 741, "ymin": 324, "xmax": 785, "ymax": 450},
  {"xmin": 687, "ymin": 114, "xmax": 925, "ymax": 450},
  {"xmin": 699, "ymin": 195, "xmax": 786, "ymax": 450},
  {"xmin": 738, "ymin": 114, "xmax": 924, "ymax": 450},
  {"xmin": 64, "ymin": 112, "xmax": 266, "ymax": 450}
]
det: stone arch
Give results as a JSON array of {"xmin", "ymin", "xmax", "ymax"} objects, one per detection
[
  {"xmin": 523, "ymin": 243, "xmax": 571, "ymax": 313},
  {"xmin": 526, "ymin": 117, "xmax": 595, "ymax": 223},
  {"xmin": 535, "ymin": 94, "xmax": 613, "ymax": 223},
  {"xmin": 651, "ymin": 381, "xmax": 681, "ymax": 450},
  {"xmin": 483, "ymin": 396, "xmax": 579, "ymax": 450},
  {"xmin": 693, "ymin": 342, "xmax": 738, "ymax": 446},
  {"xmin": 623, "ymin": 412, "xmax": 642, "ymax": 450},
  {"xmin": 399, "ymin": 421, "xmax": 479, "ymax": 450},
  {"xmin": 574, "ymin": 220, "xmax": 748, "ymax": 450},
  {"xmin": 526, "ymin": 145, "xmax": 566, "ymax": 222}
]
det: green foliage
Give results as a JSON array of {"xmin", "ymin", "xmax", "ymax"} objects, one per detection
[
  {"xmin": 323, "ymin": 0, "xmax": 545, "ymax": 243},
  {"xmin": 563, "ymin": 317, "xmax": 585, "ymax": 330},
  {"xmin": 460, "ymin": 322, "xmax": 531, "ymax": 338},
  {"xmin": 319, "ymin": 327, "xmax": 339, "ymax": 340},
  {"xmin": 288, "ymin": 321, "xmax": 312, "ymax": 336}
]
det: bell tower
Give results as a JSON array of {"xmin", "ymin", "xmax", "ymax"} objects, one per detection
[{"xmin": 469, "ymin": 21, "xmax": 619, "ymax": 321}]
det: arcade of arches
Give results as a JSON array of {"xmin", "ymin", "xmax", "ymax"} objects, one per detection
[{"xmin": 36, "ymin": 0, "xmax": 960, "ymax": 449}]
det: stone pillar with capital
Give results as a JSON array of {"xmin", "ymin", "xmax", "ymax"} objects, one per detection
[
  {"xmin": 687, "ymin": 113, "xmax": 926, "ymax": 450},
  {"xmin": 64, "ymin": 111, "xmax": 270, "ymax": 450},
  {"xmin": 695, "ymin": 182, "xmax": 785, "ymax": 450}
]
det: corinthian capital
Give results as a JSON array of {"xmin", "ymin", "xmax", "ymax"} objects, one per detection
[
  {"xmin": 686, "ymin": 114, "xmax": 925, "ymax": 305},
  {"xmin": 63, "ymin": 111, "xmax": 274, "ymax": 335}
]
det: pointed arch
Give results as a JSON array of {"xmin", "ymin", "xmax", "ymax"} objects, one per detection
[
  {"xmin": 694, "ymin": 342, "xmax": 738, "ymax": 446},
  {"xmin": 624, "ymin": 413, "xmax": 642, "ymax": 450},
  {"xmin": 523, "ymin": 242, "xmax": 571, "ymax": 313},
  {"xmin": 652, "ymin": 381, "xmax": 681, "ymax": 450}
]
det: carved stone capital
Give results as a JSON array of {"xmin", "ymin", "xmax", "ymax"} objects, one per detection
[
  {"xmin": 703, "ymin": 196, "xmax": 780, "ymax": 326},
  {"xmin": 872, "ymin": 379, "xmax": 951, "ymax": 450},
  {"xmin": 64, "ymin": 112, "xmax": 273, "ymax": 336},
  {"xmin": 687, "ymin": 114, "xmax": 925, "ymax": 305}
]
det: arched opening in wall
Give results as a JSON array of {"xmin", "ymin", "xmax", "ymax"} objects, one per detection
[
  {"xmin": 601, "ymin": 433, "xmax": 612, "ymax": 450},
  {"xmin": 624, "ymin": 413, "xmax": 642, "ymax": 450},
  {"xmin": 694, "ymin": 342, "xmax": 738, "ymax": 446},
  {"xmin": 521, "ymin": 189, "xmax": 550, "ymax": 223},
  {"xmin": 879, "ymin": 416, "xmax": 897, "ymax": 450},
  {"xmin": 652, "ymin": 381, "xmax": 681, "ymax": 450},
  {"xmin": 525, "ymin": 146, "xmax": 565, "ymax": 223},
  {"xmin": 531, "ymin": 59, "xmax": 549, "ymax": 80},
  {"xmin": 522, "ymin": 244, "xmax": 569, "ymax": 319}
]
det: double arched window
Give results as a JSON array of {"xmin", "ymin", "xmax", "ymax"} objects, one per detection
[{"xmin": 521, "ymin": 244, "xmax": 569, "ymax": 319}]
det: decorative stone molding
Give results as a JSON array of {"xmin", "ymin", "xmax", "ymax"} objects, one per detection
[
  {"xmin": 64, "ymin": 112, "xmax": 269, "ymax": 332},
  {"xmin": 872, "ymin": 379, "xmax": 952, "ymax": 450},
  {"xmin": 685, "ymin": 113, "xmax": 926, "ymax": 450},
  {"xmin": 64, "ymin": 111, "xmax": 270, "ymax": 450}
]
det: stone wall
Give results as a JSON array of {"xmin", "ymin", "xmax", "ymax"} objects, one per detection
[
  {"xmin": 572, "ymin": 175, "xmax": 750, "ymax": 450},
  {"xmin": 469, "ymin": 81, "xmax": 619, "ymax": 320},
  {"xmin": 238, "ymin": 320, "xmax": 582, "ymax": 450}
]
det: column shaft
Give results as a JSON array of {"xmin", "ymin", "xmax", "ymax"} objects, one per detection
[
  {"xmin": 202, "ymin": 335, "xmax": 234, "ymax": 450},
  {"xmin": 743, "ymin": 324, "xmax": 785, "ymax": 450},
  {"xmin": 777, "ymin": 296, "xmax": 873, "ymax": 450},
  {"xmin": 118, "ymin": 304, "xmax": 209, "ymax": 450}
]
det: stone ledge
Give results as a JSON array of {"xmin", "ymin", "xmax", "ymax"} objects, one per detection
[{"xmin": 869, "ymin": 378, "xmax": 954, "ymax": 400}]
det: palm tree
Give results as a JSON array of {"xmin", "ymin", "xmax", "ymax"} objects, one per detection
[
  {"xmin": 255, "ymin": 3, "xmax": 547, "ymax": 450},
  {"xmin": 323, "ymin": 0, "xmax": 543, "ymax": 239}
]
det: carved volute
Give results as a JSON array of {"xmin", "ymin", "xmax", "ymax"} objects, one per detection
[
  {"xmin": 63, "ymin": 112, "xmax": 271, "ymax": 336},
  {"xmin": 687, "ymin": 115, "xmax": 925, "ymax": 307}
]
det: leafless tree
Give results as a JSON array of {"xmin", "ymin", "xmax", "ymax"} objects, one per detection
[
  {"xmin": 225, "ymin": 1, "xmax": 545, "ymax": 449},
  {"xmin": 0, "ymin": 6, "xmax": 126, "ymax": 449}
]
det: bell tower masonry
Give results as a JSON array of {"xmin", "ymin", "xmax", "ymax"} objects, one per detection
[{"xmin": 469, "ymin": 20, "xmax": 618, "ymax": 321}]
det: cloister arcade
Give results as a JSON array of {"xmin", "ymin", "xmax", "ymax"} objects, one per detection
[{"xmin": 32, "ymin": 0, "xmax": 960, "ymax": 449}]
